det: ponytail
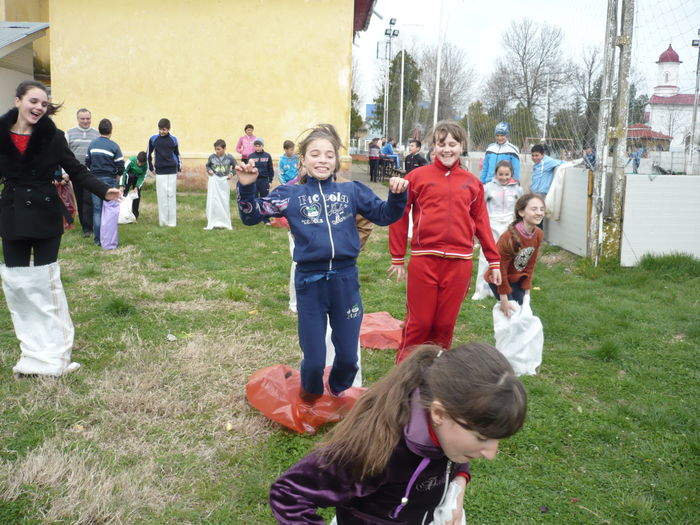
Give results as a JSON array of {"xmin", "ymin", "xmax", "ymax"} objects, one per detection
[{"xmin": 318, "ymin": 346, "xmax": 440, "ymax": 481}]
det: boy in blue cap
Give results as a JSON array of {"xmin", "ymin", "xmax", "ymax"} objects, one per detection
[{"xmin": 481, "ymin": 122, "xmax": 521, "ymax": 184}]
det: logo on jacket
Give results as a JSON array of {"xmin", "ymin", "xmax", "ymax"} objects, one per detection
[
  {"xmin": 514, "ymin": 246, "xmax": 535, "ymax": 271},
  {"xmin": 416, "ymin": 475, "xmax": 444, "ymax": 492},
  {"xmin": 300, "ymin": 203, "xmax": 323, "ymax": 224},
  {"xmin": 327, "ymin": 201, "xmax": 350, "ymax": 225},
  {"xmin": 346, "ymin": 303, "xmax": 361, "ymax": 319}
]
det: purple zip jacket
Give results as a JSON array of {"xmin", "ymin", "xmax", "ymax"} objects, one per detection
[{"xmin": 269, "ymin": 390, "xmax": 470, "ymax": 524}]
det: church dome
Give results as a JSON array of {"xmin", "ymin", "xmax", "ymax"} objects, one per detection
[{"xmin": 656, "ymin": 44, "xmax": 680, "ymax": 64}]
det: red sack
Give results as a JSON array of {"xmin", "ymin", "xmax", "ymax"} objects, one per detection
[
  {"xmin": 269, "ymin": 217, "xmax": 289, "ymax": 228},
  {"xmin": 360, "ymin": 312, "xmax": 403, "ymax": 350},
  {"xmin": 246, "ymin": 364, "xmax": 365, "ymax": 435}
]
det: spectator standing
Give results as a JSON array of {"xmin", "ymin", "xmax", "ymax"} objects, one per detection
[
  {"xmin": 529, "ymin": 144, "xmax": 563, "ymax": 196},
  {"xmin": 480, "ymin": 121, "xmax": 521, "ymax": 184},
  {"xmin": 66, "ymin": 108, "xmax": 99, "ymax": 237},
  {"xmin": 278, "ymin": 140, "xmax": 299, "ymax": 185},
  {"xmin": 236, "ymin": 124, "xmax": 256, "ymax": 164},
  {"xmin": 368, "ymin": 138, "xmax": 381, "ymax": 182},
  {"xmin": 404, "ymin": 139, "xmax": 427, "ymax": 174}
]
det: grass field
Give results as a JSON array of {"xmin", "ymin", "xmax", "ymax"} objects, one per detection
[{"xmin": 0, "ymin": 185, "xmax": 698, "ymax": 524}]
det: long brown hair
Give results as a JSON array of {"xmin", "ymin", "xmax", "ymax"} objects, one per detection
[
  {"xmin": 318, "ymin": 343, "xmax": 527, "ymax": 481},
  {"xmin": 296, "ymin": 123, "xmax": 343, "ymax": 183},
  {"xmin": 429, "ymin": 120, "xmax": 467, "ymax": 151},
  {"xmin": 505, "ymin": 193, "xmax": 545, "ymax": 254}
]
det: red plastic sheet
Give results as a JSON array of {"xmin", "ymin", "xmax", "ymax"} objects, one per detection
[
  {"xmin": 57, "ymin": 183, "xmax": 77, "ymax": 231},
  {"xmin": 360, "ymin": 312, "xmax": 403, "ymax": 350},
  {"xmin": 269, "ymin": 217, "xmax": 289, "ymax": 228},
  {"xmin": 246, "ymin": 364, "xmax": 365, "ymax": 435}
]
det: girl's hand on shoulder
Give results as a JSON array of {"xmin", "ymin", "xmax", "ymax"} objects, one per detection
[
  {"xmin": 388, "ymin": 177, "xmax": 408, "ymax": 193},
  {"xmin": 235, "ymin": 163, "xmax": 259, "ymax": 185},
  {"xmin": 386, "ymin": 263, "xmax": 406, "ymax": 282}
]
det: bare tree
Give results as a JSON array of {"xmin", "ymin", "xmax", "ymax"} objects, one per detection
[
  {"xmin": 486, "ymin": 19, "xmax": 570, "ymax": 111},
  {"xmin": 418, "ymin": 41, "xmax": 475, "ymax": 125}
]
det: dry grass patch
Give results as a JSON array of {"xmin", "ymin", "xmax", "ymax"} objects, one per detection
[
  {"xmin": 1, "ymin": 326, "xmax": 296, "ymax": 523},
  {"xmin": 538, "ymin": 250, "xmax": 577, "ymax": 268}
]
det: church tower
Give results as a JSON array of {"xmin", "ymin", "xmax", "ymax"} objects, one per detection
[{"xmin": 653, "ymin": 44, "xmax": 681, "ymax": 97}]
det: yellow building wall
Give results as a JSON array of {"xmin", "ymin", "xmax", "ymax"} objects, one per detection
[
  {"xmin": 2, "ymin": 0, "xmax": 50, "ymax": 75},
  {"xmin": 49, "ymin": 0, "xmax": 354, "ymax": 173}
]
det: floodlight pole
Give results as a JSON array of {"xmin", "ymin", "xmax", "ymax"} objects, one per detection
[{"xmin": 433, "ymin": 0, "xmax": 445, "ymax": 126}]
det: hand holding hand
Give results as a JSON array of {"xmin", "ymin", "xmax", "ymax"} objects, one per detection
[
  {"xmin": 235, "ymin": 163, "xmax": 259, "ymax": 185},
  {"xmin": 388, "ymin": 176, "xmax": 409, "ymax": 193}
]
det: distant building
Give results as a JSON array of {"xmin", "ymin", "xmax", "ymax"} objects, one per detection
[
  {"xmin": 0, "ymin": 22, "xmax": 48, "ymax": 108},
  {"xmin": 646, "ymin": 44, "xmax": 698, "ymax": 152},
  {"xmin": 626, "ymin": 123, "xmax": 672, "ymax": 151}
]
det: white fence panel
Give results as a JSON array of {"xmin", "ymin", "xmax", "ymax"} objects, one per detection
[
  {"xmin": 620, "ymin": 175, "xmax": 700, "ymax": 266},
  {"xmin": 543, "ymin": 167, "xmax": 589, "ymax": 256}
]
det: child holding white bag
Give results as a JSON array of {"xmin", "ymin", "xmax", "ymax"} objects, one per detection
[
  {"xmin": 204, "ymin": 139, "xmax": 236, "ymax": 230},
  {"xmin": 472, "ymin": 160, "xmax": 522, "ymax": 300},
  {"xmin": 269, "ymin": 343, "xmax": 527, "ymax": 524}
]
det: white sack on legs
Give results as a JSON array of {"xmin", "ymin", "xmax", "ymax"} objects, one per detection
[
  {"xmin": 204, "ymin": 176, "xmax": 232, "ymax": 230},
  {"xmin": 156, "ymin": 173, "xmax": 177, "ymax": 227},
  {"xmin": 1, "ymin": 263, "xmax": 79, "ymax": 376}
]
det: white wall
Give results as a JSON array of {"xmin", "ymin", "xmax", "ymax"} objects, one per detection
[{"xmin": 620, "ymin": 175, "xmax": 700, "ymax": 266}]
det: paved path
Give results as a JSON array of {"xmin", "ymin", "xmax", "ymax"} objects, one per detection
[{"xmin": 348, "ymin": 162, "xmax": 386, "ymax": 196}]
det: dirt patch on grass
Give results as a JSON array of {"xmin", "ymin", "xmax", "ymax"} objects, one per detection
[{"xmin": 538, "ymin": 251, "xmax": 577, "ymax": 269}]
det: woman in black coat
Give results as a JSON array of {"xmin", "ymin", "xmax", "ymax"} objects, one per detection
[{"xmin": 0, "ymin": 80, "xmax": 120, "ymax": 376}]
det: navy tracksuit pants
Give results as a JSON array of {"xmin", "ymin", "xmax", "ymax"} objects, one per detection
[{"xmin": 295, "ymin": 265, "xmax": 362, "ymax": 395}]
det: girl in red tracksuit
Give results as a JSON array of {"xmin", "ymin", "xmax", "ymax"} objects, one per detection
[{"xmin": 388, "ymin": 121, "xmax": 501, "ymax": 364}]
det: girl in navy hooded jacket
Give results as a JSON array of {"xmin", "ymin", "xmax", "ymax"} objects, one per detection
[
  {"xmin": 269, "ymin": 343, "xmax": 527, "ymax": 524},
  {"xmin": 236, "ymin": 123, "xmax": 408, "ymax": 400}
]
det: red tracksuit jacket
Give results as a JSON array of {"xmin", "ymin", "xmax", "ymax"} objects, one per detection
[{"xmin": 389, "ymin": 158, "xmax": 500, "ymax": 267}]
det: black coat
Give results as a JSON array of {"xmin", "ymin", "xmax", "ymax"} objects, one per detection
[{"xmin": 0, "ymin": 108, "xmax": 109, "ymax": 240}]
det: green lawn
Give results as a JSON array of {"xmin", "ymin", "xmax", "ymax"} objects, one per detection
[{"xmin": 0, "ymin": 187, "xmax": 698, "ymax": 524}]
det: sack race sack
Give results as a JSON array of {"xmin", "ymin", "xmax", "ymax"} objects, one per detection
[
  {"xmin": 359, "ymin": 311, "xmax": 403, "ymax": 350},
  {"xmin": 246, "ymin": 364, "xmax": 365, "ymax": 435},
  {"xmin": 429, "ymin": 480, "xmax": 467, "ymax": 525},
  {"xmin": 204, "ymin": 176, "xmax": 232, "ymax": 230},
  {"xmin": 269, "ymin": 217, "xmax": 289, "ymax": 228},
  {"xmin": 56, "ymin": 182, "xmax": 77, "ymax": 231},
  {"xmin": 119, "ymin": 191, "xmax": 137, "ymax": 224},
  {"xmin": 100, "ymin": 199, "xmax": 120, "ymax": 250},
  {"xmin": 492, "ymin": 294, "xmax": 543, "ymax": 375}
]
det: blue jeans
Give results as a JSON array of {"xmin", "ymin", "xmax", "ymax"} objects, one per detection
[
  {"xmin": 92, "ymin": 175, "xmax": 118, "ymax": 245},
  {"xmin": 489, "ymin": 280, "xmax": 526, "ymax": 305}
]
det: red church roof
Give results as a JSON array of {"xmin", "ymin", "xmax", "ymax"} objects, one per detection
[
  {"xmin": 649, "ymin": 94, "xmax": 696, "ymax": 105},
  {"xmin": 656, "ymin": 44, "xmax": 681, "ymax": 63},
  {"xmin": 627, "ymin": 123, "xmax": 672, "ymax": 140}
]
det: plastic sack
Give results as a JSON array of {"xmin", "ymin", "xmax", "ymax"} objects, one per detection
[
  {"xmin": 429, "ymin": 480, "xmax": 467, "ymax": 525},
  {"xmin": 119, "ymin": 192, "xmax": 137, "ymax": 224},
  {"xmin": 100, "ymin": 199, "xmax": 120, "ymax": 250},
  {"xmin": 56, "ymin": 183, "xmax": 77, "ymax": 231},
  {"xmin": 360, "ymin": 312, "xmax": 403, "ymax": 350},
  {"xmin": 492, "ymin": 294, "xmax": 543, "ymax": 375},
  {"xmin": 269, "ymin": 217, "xmax": 289, "ymax": 228},
  {"xmin": 246, "ymin": 364, "xmax": 365, "ymax": 435}
]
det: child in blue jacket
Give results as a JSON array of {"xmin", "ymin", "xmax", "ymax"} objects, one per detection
[
  {"xmin": 237, "ymin": 123, "xmax": 408, "ymax": 399},
  {"xmin": 529, "ymin": 144, "xmax": 564, "ymax": 195}
]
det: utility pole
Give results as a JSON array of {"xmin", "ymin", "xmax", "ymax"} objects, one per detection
[
  {"xmin": 688, "ymin": 31, "xmax": 700, "ymax": 175},
  {"xmin": 587, "ymin": 0, "xmax": 635, "ymax": 265},
  {"xmin": 399, "ymin": 45, "xmax": 405, "ymax": 146},
  {"xmin": 433, "ymin": 0, "xmax": 445, "ymax": 126}
]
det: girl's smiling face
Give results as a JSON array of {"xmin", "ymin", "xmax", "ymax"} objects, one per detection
[
  {"xmin": 15, "ymin": 87, "xmax": 48, "ymax": 128},
  {"xmin": 433, "ymin": 132, "xmax": 461, "ymax": 168},
  {"xmin": 302, "ymin": 138, "xmax": 336, "ymax": 180},
  {"xmin": 518, "ymin": 197, "xmax": 546, "ymax": 228}
]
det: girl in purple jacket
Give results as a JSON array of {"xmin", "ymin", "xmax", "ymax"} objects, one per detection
[{"xmin": 270, "ymin": 343, "xmax": 527, "ymax": 524}]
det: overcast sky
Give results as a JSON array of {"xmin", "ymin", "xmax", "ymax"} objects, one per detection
[{"xmin": 353, "ymin": 0, "xmax": 700, "ymax": 113}]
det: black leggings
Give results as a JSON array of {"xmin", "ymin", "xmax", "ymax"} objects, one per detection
[{"xmin": 2, "ymin": 236, "xmax": 62, "ymax": 267}]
